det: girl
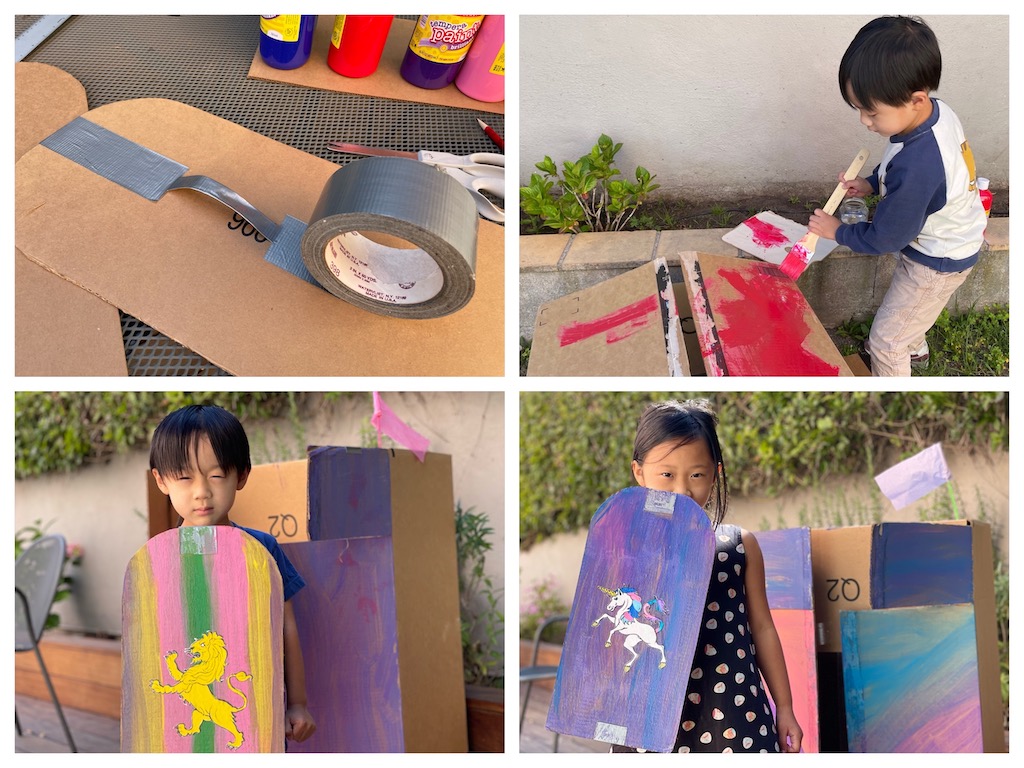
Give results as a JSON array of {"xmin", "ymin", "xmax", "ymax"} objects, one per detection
[{"xmin": 612, "ymin": 399, "xmax": 802, "ymax": 754}]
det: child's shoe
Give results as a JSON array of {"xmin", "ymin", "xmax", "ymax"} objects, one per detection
[{"xmin": 862, "ymin": 340, "xmax": 930, "ymax": 370}]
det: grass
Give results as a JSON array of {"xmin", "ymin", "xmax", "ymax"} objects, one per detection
[{"xmin": 835, "ymin": 304, "xmax": 1009, "ymax": 376}]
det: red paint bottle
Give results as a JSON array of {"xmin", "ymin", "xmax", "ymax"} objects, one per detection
[
  {"xmin": 327, "ymin": 15, "xmax": 394, "ymax": 78},
  {"xmin": 977, "ymin": 177, "xmax": 993, "ymax": 217}
]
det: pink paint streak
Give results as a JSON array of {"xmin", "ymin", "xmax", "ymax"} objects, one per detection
[
  {"xmin": 780, "ymin": 243, "xmax": 810, "ymax": 279},
  {"xmin": 712, "ymin": 267, "xmax": 840, "ymax": 375},
  {"xmin": 558, "ymin": 294, "xmax": 658, "ymax": 347},
  {"xmin": 743, "ymin": 216, "xmax": 790, "ymax": 249}
]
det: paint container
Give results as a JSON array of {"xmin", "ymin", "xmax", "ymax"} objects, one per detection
[
  {"xmin": 326, "ymin": 15, "xmax": 394, "ymax": 78},
  {"xmin": 259, "ymin": 15, "xmax": 317, "ymax": 70},
  {"xmin": 839, "ymin": 197, "xmax": 869, "ymax": 225},
  {"xmin": 399, "ymin": 15, "xmax": 484, "ymax": 90},
  {"xmin": 455, "ymin": 15, "xmax": 504, "ymax": 102},
  {"xmin": 977, "ymin": 177, "xmax": 992, "ymax": 217}
]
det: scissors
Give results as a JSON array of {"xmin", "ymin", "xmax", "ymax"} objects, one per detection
[{"xmin": 327, "ymin": 141, "xmax": 505, "ymax": 223}]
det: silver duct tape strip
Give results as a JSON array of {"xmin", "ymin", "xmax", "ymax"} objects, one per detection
[
  {"xmin": 301, "ymin": 157, "xmax": 478, "ymax": 319},
  {"xmin": 38, "ymin": 118, "xmax": 480, "ymax": 318}
]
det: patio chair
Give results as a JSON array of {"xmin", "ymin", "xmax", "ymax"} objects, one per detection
[
  {"xmin": 519, "ymin": 614, "xmax": 569, "ymax": 752},
  {"xmin": 15, "ymin": 533, "xmax": 77, "ymax": 752}
]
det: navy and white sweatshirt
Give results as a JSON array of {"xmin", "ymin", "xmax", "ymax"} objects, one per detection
[{"xmin": 836, "ymin": 98, "xmax": 986, "ymax": 273}]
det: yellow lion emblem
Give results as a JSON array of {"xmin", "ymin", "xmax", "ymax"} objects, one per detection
[{"xmin": 150, "ymin": 630, "xmax": 252, "ymax": 749}]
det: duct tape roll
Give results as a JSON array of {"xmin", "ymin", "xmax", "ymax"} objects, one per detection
[
  {"xmin": 40, "ymin": 117, "xmax": 480, "ymax": 320},
  {"xmin": 301, "ymin": 156, "xmax": 479, "ymax": 318}
]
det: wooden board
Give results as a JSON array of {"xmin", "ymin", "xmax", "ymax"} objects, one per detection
[
  {"xmin": 680, "ymin": 251, "xmax": 853, "ymax": 376},
  {"xmin": 121, "ymin": 526, "xmax": 284, "ymax": 753},
  {"xmin": 841, "ymin": 604, "xmax": 983, "ymax": 752},
  {"xmin": 546, "ymin": 487, "xmax": 715, "ymax": 751}
]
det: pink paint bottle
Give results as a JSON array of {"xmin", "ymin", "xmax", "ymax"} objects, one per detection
[{"xmin": 455, "ymin": 15, "xmax": 504, "ymax": 102}]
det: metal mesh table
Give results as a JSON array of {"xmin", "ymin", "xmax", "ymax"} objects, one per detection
[{"xmin": 16, "ymin": 15, "xmax": 505, "ymax": 376}]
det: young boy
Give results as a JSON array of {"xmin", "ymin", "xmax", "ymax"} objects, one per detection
[
  {"xmin": 808, "ymin": 15, "xmax": 986, "ymax": 377},
  {"xmin": 150, "ymin": 404, "xmax": 316, "ymax": 744}
]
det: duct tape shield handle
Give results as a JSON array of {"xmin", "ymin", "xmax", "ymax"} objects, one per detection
[{"xmin": 300, "ymin": 157, "xmax": 479, "ymax": 319}]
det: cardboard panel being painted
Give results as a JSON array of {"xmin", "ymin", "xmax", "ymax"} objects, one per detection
[
  {"xmin": 547, "ymin": 487, "xmax": 714, "ymax": 751},
  {"xmin": 756, "ymin": 528, "xmax": 818, "ymax": 752},
  {"xmin": 841, "ymin": 604, "xmax": 984, "ymax": 752},
  {"xmin": 722, "ymin": 211, "xmax": 839, "ymax": 266},
  {"xmin": 528, "ymin": 258, "xmax": 689, "ymax": 376},
  {"xmin": 14, "ymin": 97, "xmax": 503, "ymax": 377},
  {"xmin": 680, "ymin": 251, "xmax": 852, "ymax": 376},
  {"xmin": 121, "ymin": 526, "xmax": 285, "ymax": 752}
]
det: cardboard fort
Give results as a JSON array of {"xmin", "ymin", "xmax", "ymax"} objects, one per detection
[
  {"xmin": 527, "ymin": 253, "xmax": 852, "ymax": 377},
  {"xmin": 810, "ymin": 521, "xmax": 1002, "ymax": 752},
  {"xmin": 15, "ymin": 71, "xmax": 504, "ymax": 377},
  {"xmin": 146, "ymin": 446, "xmax": 468, "ymax": 752}
]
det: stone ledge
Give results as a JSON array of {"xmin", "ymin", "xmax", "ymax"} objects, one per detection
[{"xmin": 519, "ymin": 218, "xmax": 1009, "ymax": 341}]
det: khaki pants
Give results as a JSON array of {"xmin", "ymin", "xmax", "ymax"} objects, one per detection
[{"xmin": 868, "ymin": 254, "xmax": 972, "ymax": 377}]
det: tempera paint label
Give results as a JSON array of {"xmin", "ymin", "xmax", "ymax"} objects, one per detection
[
  {"xmin": 408, "ymin": 15, "xmax": 484, "ymax": 64},
  {"xmin": 331, "ymin": 15, "xmax": 346, "ymax": 49},
  {"xmin": 322, "ymin": 232, "xmax": 443, "ymax": 305},
  {"xmin": 489, "ymin": 43, "xmax": 506, "ymax": 76},
  {"xmin": 260, "ymin": 15, "xmax": 302, "ymax": 42}
]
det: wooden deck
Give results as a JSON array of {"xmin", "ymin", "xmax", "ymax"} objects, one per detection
[
  {"xmin": 15, "ymin": 694, "xmax": 119, "ymax": 753},
  {"xmin": 518, "ymin": 682, "xmax": 607, "ymax": 754}
]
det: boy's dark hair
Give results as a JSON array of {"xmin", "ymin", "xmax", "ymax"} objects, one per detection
[
  {"xmin": 632, "ymin": 399, "xmax": 728, "ymax": 527},
  {"xmin": 839, "ymin": 15, "xmax": 941, "ymax": 109},
  {"xmin": 149, "ymin": 405, "xmax": 251, "ymax": 479}
]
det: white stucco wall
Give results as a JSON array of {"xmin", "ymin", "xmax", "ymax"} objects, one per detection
[
  {"xmin": 14, "ymin": 392, "xmax": 505, "ymax": 638},
  {"xmin": 520, "ymin": 15, "xmax": 1009, "ymax": 198}
]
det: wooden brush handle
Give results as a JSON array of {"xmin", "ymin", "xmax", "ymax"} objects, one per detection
[{"xmin": 822, "ymin": 148, "xmax": 870, "ymax": 215}]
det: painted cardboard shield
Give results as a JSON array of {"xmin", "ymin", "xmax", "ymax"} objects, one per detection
[
  {"xmin": 121, "ymin": 526, "xmax": 284, "ymax": 752},
  {"xmin": 546, "ymin": 487, "xmax": 715, "ymax": 751}
]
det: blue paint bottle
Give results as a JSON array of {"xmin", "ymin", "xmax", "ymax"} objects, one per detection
[{"xmin": 259, "ymin": 15, "xmax": 317, "ymax": 70}]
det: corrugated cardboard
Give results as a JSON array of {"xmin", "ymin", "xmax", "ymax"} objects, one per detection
[
  {"xmin": 248, "ymin": 16, "xmax": 503, "ymax": 115},
  {"xmin": 15, "ymin": 97, "xmax": 503, "ymax": 376},
  {"xmin": 680, "ymin": 250, "xmax": 853, "ymax": 376},
  {"xmin": 811, "ymin": 521, "xmax": 1004, "ymax": 752},
  {"xmin": 15, "ymin": 62, "xmax": 127, "ymax": 376},
  {"xmin": 528, "ymin": 259, "xmax": 689, "ymax": 376},
  {"xmin": 145, "ymin": 448, "xmax": 469, "ymax": 752}
]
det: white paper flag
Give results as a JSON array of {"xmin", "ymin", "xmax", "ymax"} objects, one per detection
[{"xmin": 874, "ymin": 442, "xmax": 952, "ymax": 510}]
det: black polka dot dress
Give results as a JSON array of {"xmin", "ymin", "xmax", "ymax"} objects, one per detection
[{"xmin": 612, "ymin": 524, "xmax": 779, "ymax": 753}]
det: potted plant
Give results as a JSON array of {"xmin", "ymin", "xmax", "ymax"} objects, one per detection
[{"xmin": 455, "ymin": 502, "xmax": 504, "ymax": 752}]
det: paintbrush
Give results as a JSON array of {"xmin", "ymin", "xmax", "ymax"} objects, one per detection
[{"xmin": 779, "ymin": 148, "xmax": 870, "ymax": 280}]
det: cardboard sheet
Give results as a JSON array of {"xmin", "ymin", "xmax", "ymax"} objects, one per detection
[
  {"xmin": 248, "ymin": 16, "xmax": 504, "ymax": 115},
  {"xmin": 15, "ymin": 62, "xmax": 128, "ymax": 376},
  {"xmin": 680, "ymin": 251, "xmax": 852, "ymax": 376},
  {"xmin": 15, "ymin": 98, "xmax": 504, "ymax": 376},
  {"xmin": 528, "ymin": 259, "xmax": 689, "ymax": 377},
  {"xmin": 722, "ymin": 211, "xmax": 838, "ymax": 266}
]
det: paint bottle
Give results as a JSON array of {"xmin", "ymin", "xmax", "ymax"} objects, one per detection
[
  {"xmin": 399, "ymin": 15, "xmax": 484, "ymax": 90},
  {"xmin": 259, "ymin": 15, "xmax": 317, "ymax": 70},
  {"xmin": 455, "ymin": 15, "xmax": 504, "ymax": 102},
  {"xmin": 326, "ymin": 15, "xmax": 394, "ymax": 78},
  {"xmin": 977, "ymin": 177, "xmax": 992, "ymax": 218},
  {"xmin": 839, "ymin": 197, "xmax": 869, "ymax": 225}
]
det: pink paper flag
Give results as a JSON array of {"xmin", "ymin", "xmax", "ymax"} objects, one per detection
[
  {"xmin": 874, "ymin": 443, "xmax": 952, "ymax": 510},
  {"xmin": 371, "ymin": 392, "xmax": 430, "ymax": 462}
]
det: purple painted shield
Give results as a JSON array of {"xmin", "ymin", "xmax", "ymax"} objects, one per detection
[{"xmin": 546, "ymin": 487, "xmax": 715, "ymax": 751}]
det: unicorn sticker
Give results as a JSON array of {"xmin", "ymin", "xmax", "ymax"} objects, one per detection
[{"xmin": 591, "ymin": 585, "xmax": 669, "ymax": 672}]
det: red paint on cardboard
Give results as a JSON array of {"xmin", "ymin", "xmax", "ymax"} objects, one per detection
[
  {"xmin": 743, "ymin": 216, "xmax": 790, "ymax": 249},
  {"xmin": 714, "ymin": 268, "xmax": 840, "ymax": 375},
  {"xmin": 558, "ymin": 294, "xmax": 659, "ymax": 347}
]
